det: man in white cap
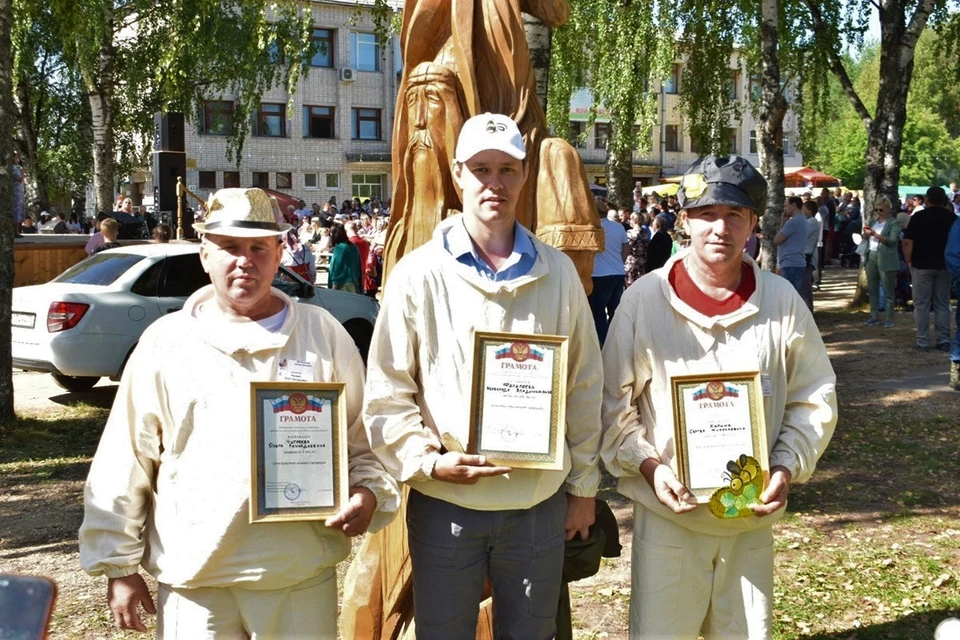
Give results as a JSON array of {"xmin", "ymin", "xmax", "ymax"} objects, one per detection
[
  {"xmin": 602, "ymin": 155, "xmax": 837, "ymax": 638},
  {"xmin": 363, "ymin": 114, "xmax": 603, "ymax": 639},
  {"xmin": 80, "ymin": 188, "xmax": 398, "ymax": 636}
]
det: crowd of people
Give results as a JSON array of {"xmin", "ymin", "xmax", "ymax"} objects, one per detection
[{"xmin": 272, "ymin": 196, "xmax": 391, "ymax": 297}]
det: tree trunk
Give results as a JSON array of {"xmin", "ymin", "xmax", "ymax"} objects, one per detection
[
  {"xmin": 0, "ymin": 0, "xmax": 16, "ymax": 424},
  {"xmin": 85, "ymin": 15, "xmax": 116, "ymax": 213},
  {"xmin": 606, "ymin": 120, "xmax": 634, "ymax": 210},
  {"xmin": 15, "ymin": 76, "xmax": 50, "ymax": 214},
  {"xmin": 755, "ymin": 0, "xmax": 787, "ymax": 273}
]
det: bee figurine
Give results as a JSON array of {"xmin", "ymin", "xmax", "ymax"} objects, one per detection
[{"xmin": 707, "ymin": 454, "xmax": 765, "ymax": 519}]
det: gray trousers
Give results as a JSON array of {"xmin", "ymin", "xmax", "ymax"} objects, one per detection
[
  {"xmin": 407, "ymin": 488, "xmax": 566, "ymax": 640},
  {"xmin": 911, "ymin": 268, "xmax": 952, "ymax": 347}
]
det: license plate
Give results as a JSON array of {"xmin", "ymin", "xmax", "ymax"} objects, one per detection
[{"xmin": 12, "ymin": 312, "xmax": 36, "ymax": 329}]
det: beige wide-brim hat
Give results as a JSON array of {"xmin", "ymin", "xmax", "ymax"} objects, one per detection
[{"xmin": 193, "ymin": 188, "xmax": 291, "ymax": 237}]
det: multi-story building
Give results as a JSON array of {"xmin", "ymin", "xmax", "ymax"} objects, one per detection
[{"xmin": 146, "ymin": 2, "xmax": 801, "ymax": 208}]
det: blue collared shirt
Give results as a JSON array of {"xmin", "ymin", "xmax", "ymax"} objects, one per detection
[{"xmin": 444, "ymin": 217, "xmax": 538, "ymax": 282}]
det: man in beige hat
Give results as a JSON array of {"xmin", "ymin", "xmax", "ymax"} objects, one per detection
[{"xmin": 80, "ymin": 188, "xmax": 398, "ymax": 637}]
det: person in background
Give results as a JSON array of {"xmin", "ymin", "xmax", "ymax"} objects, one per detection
[
  {"xmin": 625, "ymin": 211, "xmax": 649, "ymax": 287},
  {"xmin": 646, "ymin": 214, "xmax": 672, "ymax": 273},
  {"xmin": 20, "ymin": 215, "xmax": 37, "ymax": 234},
  {"xmin": 344, "ymin": 221, "xmax": 371, "ymax": 293},
  {"xmin": 327, "ymin": 223, "xmax": 361, "ymax": 292},
  {"xmin": 801, "ymin": 200, "xmax": 822, "ymax": 311},
  {"xmin": 902, "ymin": 186, "xmax": 957, "ymax": 351},
  {"xmin": 589, "ymin": 206, "xmax": 630, "ymax": 345},
  {"xmin": 86, "ymin": 213, "xmax": 110, "ymax": 255},
  {"xmin": 859, "ymin": 195, "xmax": 901, "ymax": 328},
  {"xmin": 944, "ymin": 211, "xmax": 960, "ymax": 390},
  {"xmin": 280, "ymin": 228, "xmax": 317, "ymax": 283},
  {"xmin": 773, "ymin": 196, "xmax": 808, "ymax": 296},
  {"xmin": 151, "ymin": 224, "xmax": 171, "ymax": 244},
  {"xmin": 92, "ymin": 219, "xmax": 121, "ymax": 254}
]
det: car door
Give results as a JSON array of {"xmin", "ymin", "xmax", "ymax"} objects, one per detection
[{"xmin": 155, "ymin": 253, "xmax": 211, "ymax": 315}]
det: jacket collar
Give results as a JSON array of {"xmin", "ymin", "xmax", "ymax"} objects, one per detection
[
  {"xmin": 431, "ymin": 213, "xmax": 550, "ymax": 294},
  {"xmin": 183, "ymin": 285, "xmax": 297, "ymax": 355}
]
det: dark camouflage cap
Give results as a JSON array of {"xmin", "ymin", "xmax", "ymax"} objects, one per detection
[{"xmin": 677, "ymin": 154, "xmax": 767, "ymax": 214}]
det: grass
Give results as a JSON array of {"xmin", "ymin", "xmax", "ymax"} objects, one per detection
[{"xmin": 0, "ymin": 403, "xmax": 108, "ymax": 465}]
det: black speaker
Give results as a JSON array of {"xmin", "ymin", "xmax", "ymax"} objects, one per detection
[
  {"xmin": 154, "ymin": 112, "xmax": 185, "ymax": 152},
  {"xmin": 152, "ymin": 151, "xmax": 193, "ymax": 238}
]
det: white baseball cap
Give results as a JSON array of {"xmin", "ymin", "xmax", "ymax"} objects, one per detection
[{"xmin": 454, "ymin": 113, "xmax": 526, "ymax": 163}]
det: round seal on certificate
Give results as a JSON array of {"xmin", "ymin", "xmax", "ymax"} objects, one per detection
[{"xmin": 283, "ymin": 483, "xmax": 302, "ymax": 501}]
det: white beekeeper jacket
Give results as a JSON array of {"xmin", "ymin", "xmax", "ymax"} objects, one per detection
[
  {"xmin": 601, "ymin": 250, "xmax": 837, "ymax": 536},
  {"xmin": 363, "ymin": 213, "xmax": 603, "ymax": 511},
  {"xmin": 79, "ymin": 286, "xmax": 399, "ymax": 590}
]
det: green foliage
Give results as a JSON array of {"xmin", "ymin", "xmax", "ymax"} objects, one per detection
[
  {"xmin": 899, "ymin": 105, "xmax": 960, "ymax": 185},
  {"xmin": 547, "ymin": 0, "xmax": 673, "ymax": 156}
]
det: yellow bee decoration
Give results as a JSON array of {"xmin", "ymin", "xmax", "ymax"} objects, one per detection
[{"xmin": 708, "ymin": 454, "xmax": 764, "ymax": 519}]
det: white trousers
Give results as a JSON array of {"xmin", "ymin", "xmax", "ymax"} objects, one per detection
[
  {"xmin": 629, "ymin": 505, "xmax": 774, "ymax": 640},
  {"xmin": 157, "ymin": 568, "xmax": 336, "ymax": 639}
]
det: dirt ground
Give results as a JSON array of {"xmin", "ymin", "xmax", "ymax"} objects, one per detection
[{"xmin": 2, "ymin": 264, "xmax": 957, "ymax": 639}]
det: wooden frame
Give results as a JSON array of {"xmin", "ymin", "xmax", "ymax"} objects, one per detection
[
  {"xmin": 467, "ymin": 331, "xmax": 568, "ymax": 470},
  {"xmin": 250, "ymin": 382, "xmax": 348, "ymax": 523}
]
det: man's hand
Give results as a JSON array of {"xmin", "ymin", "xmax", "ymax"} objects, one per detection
[
  {"xmin": 640, "ymin": 458, "xmax": 697, "ymax": 513},
  {"xmin": 751, "ymin": 466, "xmax": 791, "ymax": 516},
  {"xmin": 107, "ymin": 573, "xmax": 156, "ymax": 632},
  {"xmin": 327, "ymin": 486, "xmax": 377, "ymax": 536},
  {"xmin": 565, "ymin": 494, "xmax": 595, "ymax": 541},
  {"xmin": 431, "ymin": 452, "xmax": 511, "ymax": 484}
]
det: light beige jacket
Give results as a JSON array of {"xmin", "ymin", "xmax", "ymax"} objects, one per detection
[
  {"xmin": 80, "ymin": 287, "xmax": 399, "ymax": 589},
  {"xmin": 363, "ymin": 214, "xmax": 603, "ymax": 510},
  {"xmin": 601, "ymin": 251, "xmax": 837, "ymax": 536}
]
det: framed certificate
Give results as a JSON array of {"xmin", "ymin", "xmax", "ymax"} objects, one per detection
[
  {"xmin": 468, "ymin": 332, "xmax": 568, "ymax": 470},
  {"xmin": 250, "ymin": 382, "xmax": 348, "ymax": 523},
  {"xmin": 671, "ymin": 372, "xmax": 770, "ymax": 518}
]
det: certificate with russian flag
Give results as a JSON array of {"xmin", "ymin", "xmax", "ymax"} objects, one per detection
[
  {"xmin": 468, "ymin": 332, "xmax": 568, "ymax": 470},
  {"xmin": 249, "ymin": 382, "xmax": 348, "ymax": 522}
]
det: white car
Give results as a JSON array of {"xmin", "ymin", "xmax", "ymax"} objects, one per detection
[{"xmin": 12, "ymin": 243, "xmax": 378, "ymax": 392}]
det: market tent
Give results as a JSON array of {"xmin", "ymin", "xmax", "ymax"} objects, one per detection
[
  {"xmin": 641, "ymin": 183, "xmax": 680, "ymax": 196},
  {"xmin": 783, "ymin": 166, "xmax": 841, "ymax": 189}
]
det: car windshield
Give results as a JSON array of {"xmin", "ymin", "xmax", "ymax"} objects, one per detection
[{"xmin": 53, "ymin": 253, "xmax": 146, "ymax": 286}]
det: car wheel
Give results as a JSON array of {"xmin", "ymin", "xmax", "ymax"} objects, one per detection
[
  {"xmin": 51, "ymin": 374, "xmax": 100, "ymax": 392},
  {"xmin": 343, "ymin": 319, "xmax": 373, "ymax": 364}
]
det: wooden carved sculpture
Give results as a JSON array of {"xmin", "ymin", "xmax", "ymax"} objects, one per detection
[
  {"xmin": 383, "ymin": 0, "xmax": 603, "ymax": 292},
  {"xmin": 340, "ymin": 2, "xmax": 602, "ymax": 638}
]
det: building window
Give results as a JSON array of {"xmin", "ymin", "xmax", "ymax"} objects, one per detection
[
  {"xmin": 352, "ymin": 174, "xmax": 383, "ymax": 199},
  {"xmin": 665, "ymin": 125, "xmax": 680, "ymax": 152},
  {"xmin": 276, "ymin": 172, "xmax": 292, "ymax": 189},
  {"xmin": 252, "ymin": 172, "xmax": 269, "ymax": 189},
  {"xmin": 224, "ymin": 171, "xmax": 240, "ymax": 188},
  {"xmin": 311, "ymin": 28, "xmax": 334, "ymax": 67},
  {"xmin": 749, "ymin": 130, "xmax": 758, "ymax": 154},
  {"xmin": 568, "ymin": 121, "xmax": 587, "ymax": 148},
  {"xmin": 303, "ymin": 106, "xmax": 335, "ymax": 138},
  {"xmin": 254, "ymin": 103, "xmax": 285, "ymax": 137},
  {"xmin": 203, "ymin": 100, "xmax": 233, "ymax": 136},
  {"xmin": 305, "ymin": 173, "xmax": 318, "ymax": 189},
  {"xmin": 749, "ymin": 75, "xmax": 762, "ymax": 100},
  {"xmin": 594, "ymin": 123, "xmax": 610, "ymax": 149},
  {"xmin": 664, "ymin": 65, "xmax": 680, "ymax": 94},
  {"xmin": 198, "ymin": 171, "xmax": 216, "ymax": 189},
  {"xmin": 723, "ymin": 128, "xmax": 739, "ymax": 155},
  {"xmin": 783, "ymin": 133, "xmax": 792, "ymax": 156},
  {"xmin": 326, "ymin": 173, "xmax": 341, "ymax": 189},
  {"xmin": 352, "ymin": 108, "xmax": 382, "ymax": 140},
  {"xmin": 690, "ymin": 135, "xmax": 702, "ymax": 154},
  {"xmin": 351, "ymin": 32, "xmax": 382, "ymax": 72},
  {"xmin": 726, "ymin": 71, "xmax": 738, "ymax": 99}
]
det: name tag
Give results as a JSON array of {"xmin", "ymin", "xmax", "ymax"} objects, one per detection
[
  {"xmin": 760, "ymin": 373, "xmax": 773, "ymax": 397},
  {"xmin": 278, "ymin": 358, "xmax": 314, "ymax": 382}
]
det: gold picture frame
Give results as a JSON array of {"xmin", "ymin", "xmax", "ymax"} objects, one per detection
[
  {"xmin": 671, "ymin": 372, "xmax": 770, "ymax": 507},
  {"xmin": 250, "ymin": 382, "xmax": 348, "ymax": 523},
  {"xmin": 468, "ymin": 331, "xmax": 568, "ymax": 470}
]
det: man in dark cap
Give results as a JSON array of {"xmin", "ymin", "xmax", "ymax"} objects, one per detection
[{"xmin": 600, "ymin": 155, "xmax": 837, "ymax": 638}]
